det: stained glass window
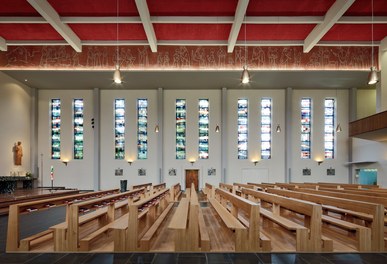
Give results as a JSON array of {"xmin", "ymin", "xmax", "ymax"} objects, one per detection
[
  {"xmin": 51, "ymin": 99, "xmax": 61, "ymax": 159},
  {"xmin": 199, "ymin": 99, "xmax": 209, "ymax": 159},
  {"xmin": 73, "ymin": 99, "xmax": 84, "ymax": 160},
  {"xmin": 137, "ymin": 99, "xmax": 148, "ymax": 160},
  {"xmin": 176, "ymin": 99, "xmax": 186, "ymax": 160},
  {"xmin": 324, "ymin": 98, "xmax": 335, "ymax": 159},
  {"xmin": 238, "ymin": 99, "xmax": 248, "ymax": 159},
  {"xmin": 261, "ymin": 98, "xmax": 272, "ymax": 159},
  {"xmin": 115, "ymin": 99, "xmax": 125, "ymax": 159},
  {"xmin": 301, "ymin": 98, "xmax": 311, "ymax": 159}
]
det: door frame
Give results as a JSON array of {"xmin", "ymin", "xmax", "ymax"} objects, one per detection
[{"xmin": 184, "ymin": 169, "xmax": 200, "ymax": 191}]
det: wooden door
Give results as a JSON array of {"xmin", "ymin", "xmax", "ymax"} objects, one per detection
[{"xmin": 185, "ymin": 169, "xmax": 199, "ymax": 191}]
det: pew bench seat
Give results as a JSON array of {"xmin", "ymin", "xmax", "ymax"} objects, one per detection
[
  {"xmin": 260, "ymin": 208, "xmax": 308, "ymax": 251},
  {"xmin": 19, "ymin": 229, "xmax": 53, "ymax": 251},
  {"xmin": 140, "ymin": 202, "xmax": 174, "ymax": 250},
  {"xmin": 322, "ymin": 215, "xmax": 371, "ymax": 251},
  {"xmin": 198, "ymin": 209, "xmax": 210, "ymax": 251},
  {"xmin": 209, "ymin": 198, "xmax": 245, "ymax": 230}
]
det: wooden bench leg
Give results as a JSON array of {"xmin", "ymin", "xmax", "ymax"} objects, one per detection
[
  {"xmin": 295, "ymin": 229, "xmax": 309, "ymax": 252},
  {"xmin": 53, "ymin": 229, "xmax": 67, "ymax": 252},
  {"xmin": 357, "ymin": 228, "xmax": 371, "ymax": 252},
  {"xmin": 113, "ymin": 229, "xmax": 126, "ymax": 252},
  {"xmin": 322, "ymin": 238, "xmax": 333, "ymax": 252}
]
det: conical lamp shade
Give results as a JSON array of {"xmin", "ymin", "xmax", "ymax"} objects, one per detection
[
  {"xmin": 113, "ymin": 67, "xmax": 122, "ymax": 84},
  {"xmin": 241, "ymin": 66, "xmax": 250, "ymax": 84},
  {"xmin": 368, "ymin": 67, "xmax": 379, "ymax": 85}
]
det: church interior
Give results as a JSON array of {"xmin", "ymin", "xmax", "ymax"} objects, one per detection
[{"xmin": 1, "ymin": 0, "xmax": 387, "ymax": 263}]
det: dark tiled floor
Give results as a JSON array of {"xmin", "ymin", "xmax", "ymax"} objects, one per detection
[{"xmin": 1, "ymin": 253, "xmax": 387, "ymax": 264}]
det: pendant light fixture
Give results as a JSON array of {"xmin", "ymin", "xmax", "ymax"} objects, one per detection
[
  {"xmin": 368, "ymin": 0, "xmax": 379, "ymax": 85},
  {"xmin": 113, "ymin": 0, "xmax": 122, "ymax": 84},
  {"xmin": 241, "ymin": 14, "xmax": 250, "ymax": 84}
]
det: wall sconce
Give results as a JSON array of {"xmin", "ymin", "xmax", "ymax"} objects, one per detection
[
  {"xmin": 276, "ymin": 124, "xmax": 281, "ymax": 133},
  {"xmin": 127, "ymin": 160, "xmax": 133, "ymax": 166},
  {"xmin": 253, "ymin": 160, "xmax": 259, "ymax": 166},
  {"xmin": 62, "ymin": 160, "xmax": 69, "ymax": 166},
  {"xmin": 215, "ymin": 124, "xmax": 220, "ymax": 133},
  {"xmin": 189, "ymin": 159, "xmax": 196, "ymax": 166},
  {"xmin": 317, "ymin": 160, "xmax": 324, "ymax": 166},
  {"xmin": 155, "ymin": 125, "xmax": 160, "ymax": 133}
]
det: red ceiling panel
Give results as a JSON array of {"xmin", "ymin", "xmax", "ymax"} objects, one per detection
[
  {"xmin": 48, "ymin": 0, "xmax": 139, "ymax": 16},
  {"xmin": 147, "ymin": 0, "xmax": 238, "ymax": 16},
  {"xmin": 0, "ymin": 0, "xmax": 40, "ymax": 16},
  {"xmin": 237, "ymin": 24, "xmax": 316, "ymax": 40},
  {"xmin": 0, "ymin": 24, "xmax": 63, "ymax": 40},
  {"xmin": 345, "ymin": 0, "xmax": 387, "ymax": 16},
  {"xmin": 322, "ymin": 24, "xmax": 387, "ymax": 41},
  {"xmin": 247, "ymin": 0, "xmax": 335, "ymax": 16},
  {"xmin": 154, "ymin": 24, "xmax": 231, "ymax": 40},
  {"xmin": 69, "ymin": 24, "xmax": 146, "ymax": 40}
]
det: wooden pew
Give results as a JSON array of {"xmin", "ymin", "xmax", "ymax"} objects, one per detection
[
  {"xmin": 132, "ymin": 183, "xmax": 152, "ymax": 192},
  {"xmin": 168, "ymin": 183, "xmax": 210, "ymax": 251},
  {"xmin": 247, "ymin": 182, "xmax": 276, "ymax": 191},
  {"xmin": 66, "ymin": 188, "xmax": 145, "ymax": 251},
  {"xmin": 240, "ymin": 188, "xmax": 332, "ymax": 251},
  {"xmin": 210, "ymin": 188, "xmax": 270, "ymax": 251},
  {"xmin": 267, "ymin": 188, "xmax": 384, "ymax": 251},
  {"xmin": 6, "ymin": 188, "xmax": 119, "ymax": 252},
  {"xmin": 110, "ymin": 188, "xmax": 173, "ymax": 251},
  {"xmin": 203, "ymin": 183, "xmax": 215, "ymax": 199},
  {"xmin": 233, "ymin": 183, "xmax": 255, "ymax": 193},
  {"xmin": 152, "ymin": 183, "xmax": 166, "ymax": 193},
  {"xmin": 170, "ymin": 183, "xmax": 182, "ymax": 201},
  {"xmin": 219, "ymin": 183, "xmax": 235, "ymax": 194}
]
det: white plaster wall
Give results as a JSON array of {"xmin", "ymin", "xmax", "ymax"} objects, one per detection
[
  {"xmin": 357, "ymin": 89, "xmax": 376, "ymax": 119},
  {"xmin": 226, "ymin": 89, "xmax": 285, "ymax": 184},
  {"xmin": 100, "ymin": 90, "xmax": 159, "ymax": 190},
  {"xmin": 164, "ymin": 90, "xmax": 221, "ymax": 190},
  {"xmin": 291, "ymin": 89, "xmax": 349, "ymax": 183},
  {"xmin": 352, "ymin": 138, "xmax": 387, "ymax": 187},
  {"xmin": 38, "ymin": 90, "xmax": 94, "ymax": 190},
  {"xmin": 0, "ymin": 72, "xmax": 31, "ymax": 176}
]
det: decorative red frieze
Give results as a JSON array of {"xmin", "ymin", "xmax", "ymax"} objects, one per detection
[{"xmin": 0, "ymin": 45, "xmax": 377, "ymax": 71}]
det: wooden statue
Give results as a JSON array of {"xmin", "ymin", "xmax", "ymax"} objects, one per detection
[{"xmin": 14, "ymin": 141, "xmax": 23, "ymax": 166}]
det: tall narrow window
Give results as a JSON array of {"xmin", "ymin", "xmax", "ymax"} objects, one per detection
[
  {"xmin": 324, "ymin": 98, "xmax": 335, "ymax": 159},
  {"xmin": 301, "ymin": 98, "xmax": 312, "ymax": 159},
  {"xmin": 199, "ymin": 99, "xmax": 209, "ymax": 159},
  {"xmin": 51, "ymin": 99, "xmax": 61, "ymax": 159},
  {"xmin": 115, "ymin": 99, "xmax": 125, "ymax": 159},
  {"xmin": 176, "ymin": 99, "xmax": 186, "ymax": 160},
  {"xmin": 238, "ymin": 99, "xmax": 248, "ymax": 159},
  {"xmin": 137, "ymin": 99, "xmax": 148, "ymax": 160},
  {"xmin": 73, "ymin": 99, "xmax": 84, "ymax": 160},
  {"xmin": 261, "ymin": 98, "xmax": 272, "ymax": 159}
]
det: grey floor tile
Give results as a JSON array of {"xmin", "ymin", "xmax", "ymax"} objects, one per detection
[
  {"xmin": 0, "ymin": 253, "xmax": 42, "ymax": 264},
  {"xmin": 130, "ymin": 253, "xmax": 155, "ymax": 264},
  {"xmin": 206, "ymin": 253, "xmax": 232, "ymax": 263},
  {"xmin": 228, "ymin": 253, "xmax": 262, "ymax": 264},
  {"xmin": 152, "ymin": 253, "xmax": 178, "ymax": 264},
  {"xmin": 52, "ymin": 253, "xmax": 94, "ymax": 264},
  {"xmin": 24, "ymin": 253, "xmax": 67, "ymax": 264}
]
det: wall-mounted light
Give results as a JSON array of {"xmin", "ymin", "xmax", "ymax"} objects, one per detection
[
  {"xmin": 127, "ymin": 160, "xmax": 133, "ymax": 166},
  {"xmin": 253, "ymin": 160, "xmax": 259, "ymax": 166},
  {"xmin": 155, "ymin": 125, "xmax": 160, "ymax": 133},
  {"xmin": 336, "ymin": 123, "xmax": 342, "ymax": 133},
  {"xmin": 276, "ymin": 124, "xmax": 281, "ymax": 133},
  {"xmin": 317, "ymin": 160, "xmax": 324, "ymax": 166},
  {"xmin": 62, "ymin": 160, "xmax": 69, "ymax": 166},
  {"xmin": 189, "ymin": 159, "xmax": 196, "ymax": 166},
  {"xmin": 215, "ymin": 124, "xmax": 220, "ymax": 133}
]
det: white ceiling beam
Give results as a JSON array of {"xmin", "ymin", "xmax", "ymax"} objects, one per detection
[
  {"xmin": 0, "ymin": 37, "xmax": 7, "ymax": 51},
  {"xmin": 2, "ymin": 15, "xmax": 387, "ymax": 24},
  {"xmin": 303, "ymin": 0, "xmax": 355, "ymax": 53},
  {"xmin": 135, "ymin": 0, "xmax": 157, "ymax": 52},
  {"xmin": 27, "ymin": 0, "xmax": 82, "ymax": 52},
  {"xmin": 228, "ymin": 0, "xmax": 250, "ymax": 53},
  {"xmin": 381, "ymin": 37, "xmax": 387, "ymax": 51}
]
